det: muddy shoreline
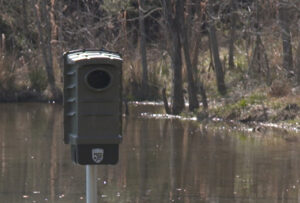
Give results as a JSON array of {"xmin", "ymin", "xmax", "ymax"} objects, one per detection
[
  {"xmin": 130, "ymin": 100, "xmax": 300, "ymax": 133},
  {"xmin": 1, "ymin": 96, "xmax": 299, "ymax": 133},
  {"xmin": 0, "ymin": 90, "xmax": 62, "ymax": 103}
]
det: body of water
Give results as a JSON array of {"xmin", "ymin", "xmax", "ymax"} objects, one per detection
[{"xmin": 0, "ymin": 103, "xmax": 300, "ymax": 202}]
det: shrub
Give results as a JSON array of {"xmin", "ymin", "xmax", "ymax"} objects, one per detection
[
  {"xmin": 248, "ymin": 93, "xmax": 266, "ymax": 104},
  {"xmin": 28, "ymin": 67, "xmax": 47, "ymax": 93},
  {"xmin": 269, "ymin": 80, "xmax": 291, "ymax": 97},
  {"xmin": 237, "ymin": 98, "xmax": 248, "ymax": 108}
]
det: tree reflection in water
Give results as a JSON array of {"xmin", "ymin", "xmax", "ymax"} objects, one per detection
[{"xmin": 0, "ymin": 104, "xmax": 300, "ymax": 202}]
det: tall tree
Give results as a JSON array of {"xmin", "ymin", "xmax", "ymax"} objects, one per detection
[
  {"xmin": 32, "ymin": 0, "xmax": 58, "ymax": 99},
  {"xmin": 228, "ymin": 0, "xmax": 237, "ymax": 70},
  {"xmin": 177, "ymin": 0, "xmax": 199, "ymax": 111},
  {"xmin": 278, "ymin": 0, "xmax": 294, "ymax": 76},
  {"xmin": 161, "ymin": 0, "xmax": 184, "ymax": 114},
  {"xmin": 138, "ymin": 0, "xmax": 149, "ymax": 100},
  {"xmin": 191, "ymin": 3, "xmax": 208, "ymax": 109},
  {"xmin": 22, "ymin": 0, "xmax": 28, "ymax": 34},
  {"xmin": 249, "ymin": 0, "xmax": 270, "ymax": 84},
  {"xmin": 296, "ymin": 41, "xmax": 300, "ymax": 84},
  {"xmin": 207, "ymin": 0, "xmax": 227, "ymax": 95}
]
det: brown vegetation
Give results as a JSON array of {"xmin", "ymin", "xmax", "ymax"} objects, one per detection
[{"xmin": 0, "ymin": 0, "xmax": 300, "ymax": 116}]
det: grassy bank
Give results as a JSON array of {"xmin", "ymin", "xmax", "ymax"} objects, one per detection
[{"xmin": 191, "ymin": 77, "xmax": 300, "ymax": 131}]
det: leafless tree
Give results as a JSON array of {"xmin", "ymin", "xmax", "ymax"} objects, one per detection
[
  {"xmin": 278, "ymin": 0, "xmax": 294, "ymax": 76},
  {"xmin": 161, "ymin": 0, "xmax": 184, "ymax": 114},
  {"xmin": 138, "ymin": 0, "xmax": 149, "ymax": 100},
  {"xmin": 177, "ymin": 0, "xmax": 199, "ymax": 111},
  {"xmin": 32, "ymin": 0, "xmax": 58, "ymax": 99},
  {"xmin": 248, "ymin": 0, "xmax": 270, "ymax": 84},
  {"xmin": 296, "ymin": 41, "xmax": 300, "ymax": 84},
  {"xmin": 207, "ymin": 0, "xmax": 227, "ymax": 95},
  {"xmin": 228, "ymin": 0, "xmax": 237, "ymax": 70}
]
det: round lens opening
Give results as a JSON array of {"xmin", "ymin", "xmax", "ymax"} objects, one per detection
[{"xmin": 86, "ymin": 70, "xmax": 111, "ymax": 90}]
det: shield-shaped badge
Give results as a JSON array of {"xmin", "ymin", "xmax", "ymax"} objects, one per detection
[{"xmin": 92, "ymin": 148, "xmax": 104, "ymax": 163}]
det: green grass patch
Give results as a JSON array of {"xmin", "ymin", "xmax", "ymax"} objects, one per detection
[
  {"xmin": 210, "ymin": 92, "xmax": 268, "ymax": 119},
  {"xmin": 248, "ymin": 93, "xmax": 267, "ymax": 104},
  {"xmin": 28, "ymin": 67, "xmax": 47, "ymax": 93}
]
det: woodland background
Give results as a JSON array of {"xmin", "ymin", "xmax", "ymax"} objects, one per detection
[{"xmin": 1, "ymin": 0, "xmax": 300, "ymax": 115}]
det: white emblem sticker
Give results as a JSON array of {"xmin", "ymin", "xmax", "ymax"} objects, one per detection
[{"xmin": 92, "ymin": 148, "xmax": 104, "ymax": 163}]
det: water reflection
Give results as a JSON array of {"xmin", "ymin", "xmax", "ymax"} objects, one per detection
[{"xmin": 0, "ymin": 104, "xmax": 300, "ymax": 202}]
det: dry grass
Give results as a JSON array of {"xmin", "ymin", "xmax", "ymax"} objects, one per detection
[
  {"xmin": 268, "ymin": 79, "xmax": 291, "ymax": 98},
  {"xmin": 0, "ymin": 54, "xmax": 28, "ymax": 90}
]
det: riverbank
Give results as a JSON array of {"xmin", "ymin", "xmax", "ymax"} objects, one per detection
[
  {"xmin": 0, "ymin": 89, "xmax": 62, "ymax": 103},
  {"xmin": 0, "ymin": 90, "xmax": 46, "ymax": 102},
  {"xmin": 194, "ymin": 84, "xmax": 300, "ymax": 133},
  {"xmin": 2, "ymin": 80, "xmax": 300, "ymax": 133}
]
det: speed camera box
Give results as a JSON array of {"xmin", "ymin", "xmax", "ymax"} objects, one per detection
[{"xmin": 63, "ymin": 49, "xmax": 123, "ymax": 146}]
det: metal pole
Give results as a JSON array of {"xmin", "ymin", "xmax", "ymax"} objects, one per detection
[{"xmin": 86, "ymin": 165, "xmax": 97, "ymax": 203}]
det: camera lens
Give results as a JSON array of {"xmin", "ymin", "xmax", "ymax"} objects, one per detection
[{"xmin": 86, "ymin": 70, "xmax": 111, "ymax": 90}]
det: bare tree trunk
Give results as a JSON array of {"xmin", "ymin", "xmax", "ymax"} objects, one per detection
[
  {"xmin": 138, "ymin": 0, "xmax": 148, "ymax": 100},
  {"xmin": 208, "ymin": 24, "xmax": 227, "ymax": 95},
  {"xmin": 249, "ymin": 34, "xmax": 271, "ymax": 84},
  {"xmin": 207, "ymin": 0, "xmax": 226, "ymax": 96},
  {"xmin": 198, "ymin": 81, "xmax": 208, "ymax": 109},
  {"xmin": 22, "ymin": 0, "xmax": 28, "ymax": 34},
  {"xmin": 33, "ymin": 0, "xmax": 57, "ymax": 99},
  {"xmin": 190, "ymin": 6, "xmax": 209, "ymax": 109},
  {"xmin": 170, "ymin": 32, "xmax": 184, "ymax": 115},
  {"xmin": 191, "ymin": 36, "xmax": 208, "ymax": 109},
  {"xmin": 278, "ymin": 0, "xmax": 294, "ymax": 75},
  {"xmin": 162, "ymin": 87, "xmax": 171, "ymax": 114},
  {"xmin": 178, "ymin": 0, "xmax": 199, "ymax": 111},
  {"xmin": 248, "ymin": 1, "xmax": 271, "ymax": 85},
  {"xmin": 228, "ymin": 0, "xmax": 237, "ymax": 70},
  {"xmin": 296, "ymin": 41, "xmax": 300, "ymax": 84},
  {"xmin": 1, "ymin": 33, "xmax": 5, "ymax": 56},
  {"xmin": 192, "ymin": 37, "xmax": 201, "ymax": 78},
  {"xmin": 56, "ymin": 1, "xmax": 64, "ymax": 50},
  {"xmin": 162, "ymin": 0, "xmax": 184, "ymax": 115}
]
